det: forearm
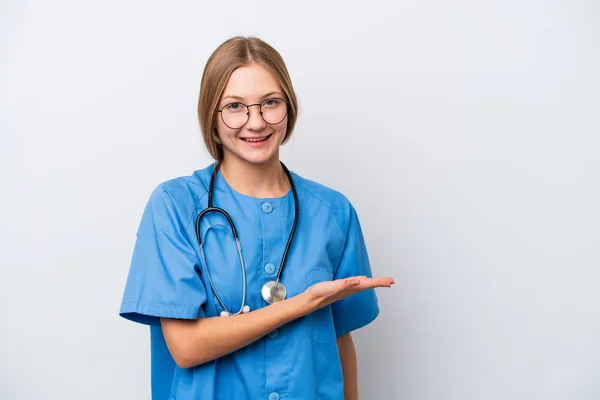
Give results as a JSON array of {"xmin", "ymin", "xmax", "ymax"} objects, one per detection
[
  {"xmin": 161, "ymin": 293, "xmax": 312, "ymax": 368},
  {"xmin": 337, "ymin": 333, "xmax": 358, "ymax": 400}
]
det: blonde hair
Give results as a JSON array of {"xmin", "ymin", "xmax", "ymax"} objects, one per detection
[{"xmin": 197, "ymin": 36, "xmax": 299, "ymax": 161}]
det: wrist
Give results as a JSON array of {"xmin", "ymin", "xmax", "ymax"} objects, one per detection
[{"xmin": 294, "ymin": 291, "xmax": 318, "ymax": 316}]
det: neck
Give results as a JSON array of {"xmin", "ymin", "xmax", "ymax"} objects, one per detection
[{"xmin": 218, "ymin": 155, "xmax": 290, "ymax": 198}]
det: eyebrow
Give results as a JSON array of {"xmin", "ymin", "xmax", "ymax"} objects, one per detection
[{"xmin": 221, "ymin": 91, "xmax": 285, "ymax": 103}]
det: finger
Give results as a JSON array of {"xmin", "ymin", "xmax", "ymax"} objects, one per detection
[{"xmin": 354, "ymin": 277, "xmax": 395, "ymax": 288}]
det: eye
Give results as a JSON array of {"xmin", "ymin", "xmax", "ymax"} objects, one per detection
[
  {"xmin": 225, "ymin": 102, "xmax": 242, "ymax": 110},
  {"xmin": 262, "ymin": 98, "xmax": 281, "ymax": 108},
  {"xmin": 223, "ymin": 102, "xmax": 247, "ymax": 114}
]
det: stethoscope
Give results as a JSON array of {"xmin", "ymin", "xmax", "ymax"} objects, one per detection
[{"xmin": 195, "ymin": 161, "xmax": 299, "ymax": 317}]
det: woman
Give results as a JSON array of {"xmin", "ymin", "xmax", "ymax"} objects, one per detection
[{"xmin": 120, "ymin": 36, "xmax": 394, "ymax": 400}]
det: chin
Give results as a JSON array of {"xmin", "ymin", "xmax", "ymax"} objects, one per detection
[{"xmin": 241, "ymin": 152, "xmax": 279, "ymax": 165}]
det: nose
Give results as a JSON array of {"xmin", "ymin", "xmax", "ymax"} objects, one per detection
[{"xmin": 245, "ymin": 104, "xmax": 266, "ymax": 131}]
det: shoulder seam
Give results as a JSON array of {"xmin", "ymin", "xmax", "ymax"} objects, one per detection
[
  {"xmin": 159, "ymin": 186, "xmax": 209, "ymax": 235},
  {"xmin": 185, "ymin": 189, "xmax": 209, "ymax": 232},
  {"xmin": 294, "ymin": 179, "xmax": 346, "ymax": 235}
]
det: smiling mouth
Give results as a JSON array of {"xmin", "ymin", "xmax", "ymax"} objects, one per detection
[{"xmin": 241, "ymin": 133, "xmax": 273, "ymax": 143}]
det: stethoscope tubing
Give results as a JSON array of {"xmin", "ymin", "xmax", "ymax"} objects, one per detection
[{"xmin": 194, "ymin": 161, "xmax": 298, "ymax": 314}]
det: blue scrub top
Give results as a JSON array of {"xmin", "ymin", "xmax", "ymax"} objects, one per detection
[{"xmin": 120, "ymin": 163, "xmax": 379, "ymax": 400}]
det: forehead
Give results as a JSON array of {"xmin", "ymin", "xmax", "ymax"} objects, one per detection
[{"xmin": 221, "ymin": 63, "xmax": 282, "ymax": 101}]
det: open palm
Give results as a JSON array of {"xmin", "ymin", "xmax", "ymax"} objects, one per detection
[{"xmin": 305, "ymin": 276, "xmax": 395, "ymax": 308}]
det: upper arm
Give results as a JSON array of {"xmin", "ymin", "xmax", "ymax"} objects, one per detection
[
  {"xmin": 336, "ymin": 332, "xmax": 353, "ymax": 347},
  {"xmin": 160, "ymin": 317, "xmax": 201, "ymax": 368},
  {"xmin": 119, "ymin": 187, "xmax": 208, "ymax": 326}
]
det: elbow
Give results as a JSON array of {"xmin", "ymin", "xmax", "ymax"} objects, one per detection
[
  {"xmin": 172, "ymin": 353, "xmax": 195, "ymax": 370},
  {"xmin": 161, "ymin": 318, "xmax": 209, "ymax": 369},
  {"xmin": 169, "ymin": 343, "xmax": 192, "ymax": 369},
  {"xmin": 169, "ymin": 341, "xmax": 209, "ymax": 369},
  {"xmin": 170, "ymin": 338, "xmax": 219, "ymax": 369}
]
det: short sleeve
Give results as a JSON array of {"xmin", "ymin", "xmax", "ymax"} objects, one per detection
[
  {"xmin": 331, "ymin": 204, "xmax": 379, "ymax": 338},
  {"xmin": 119, "ymin": 187, "xmax": 207, "ymax": 326}
]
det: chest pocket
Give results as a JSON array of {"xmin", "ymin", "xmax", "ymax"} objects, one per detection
[{"xmin": 305, "ymin": 269, "xmax": 337, "ymax": 344}]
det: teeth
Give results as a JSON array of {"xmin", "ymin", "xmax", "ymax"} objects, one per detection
[{"xmin": 244, "ymin": 136, "xmax": 267, "ymax": 142}]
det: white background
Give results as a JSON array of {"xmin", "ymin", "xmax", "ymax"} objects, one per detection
[{"xmin": 1, "ymin": 1, "xmax": 599, "ymax": 399}]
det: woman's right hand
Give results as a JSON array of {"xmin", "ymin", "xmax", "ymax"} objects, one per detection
[{"xmin": 302, "ymin": 275, "xmax": 395, "ymax": 312}]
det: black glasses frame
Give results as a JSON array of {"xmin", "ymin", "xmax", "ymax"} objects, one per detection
[{"xmin": 216, "ymin": 98, "xmax": 289, "ymax": 129}]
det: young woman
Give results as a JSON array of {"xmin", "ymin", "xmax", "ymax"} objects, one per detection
[{"xmin": 120, "ymin": 36, "xmax": 394, "ymax": 400}]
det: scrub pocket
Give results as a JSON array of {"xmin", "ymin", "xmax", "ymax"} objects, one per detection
[{"xmin": 305, "ymin": 269, "xmax": 337, "ymax": 344}]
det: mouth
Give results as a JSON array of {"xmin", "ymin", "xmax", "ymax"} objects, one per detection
[{"xmin": 240, "ymin": 133, "xmax": 273, "ymax": 144}]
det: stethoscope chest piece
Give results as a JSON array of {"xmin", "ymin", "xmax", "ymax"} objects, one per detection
[{"xmin": 261, "ymin": 280, "xmax": 287, "ymax": 304}]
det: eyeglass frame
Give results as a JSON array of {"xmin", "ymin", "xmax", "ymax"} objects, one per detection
[{"xmin": 216, "ymin": 98, "xmax": 289, "ymax": 129}]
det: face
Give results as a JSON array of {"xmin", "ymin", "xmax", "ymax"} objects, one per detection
[{"xmin": 216, "ymin": 63, "xmax": 288, "ymax": 166}]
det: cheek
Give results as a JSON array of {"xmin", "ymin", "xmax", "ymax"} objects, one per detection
[
  {"xmin": 277, "ymin": 117, "xmax": 289, "ymax": 140},
  {"xmin": 216, "ymin": 120, "xmax": 239, "ymax": 140}
]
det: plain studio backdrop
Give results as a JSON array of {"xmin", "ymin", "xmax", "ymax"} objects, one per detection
[{"xmin": 1, "ymin": 1, "xmax": 599, "ymax": 399}]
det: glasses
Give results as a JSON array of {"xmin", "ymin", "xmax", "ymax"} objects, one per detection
[{"xmin": 217, "ymin": 98, "xmax": 289, "ymax": 129}]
